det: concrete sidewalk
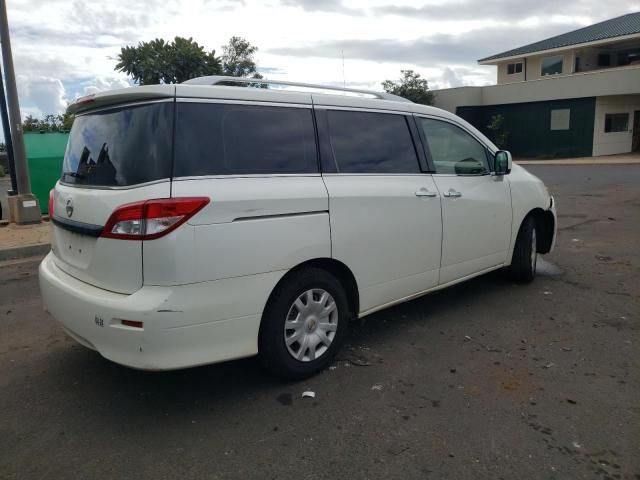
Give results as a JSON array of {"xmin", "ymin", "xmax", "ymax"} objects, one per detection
[
  {"xmin": 515, "ymin": 153, "xmax": 640, "ymax": 165},
  {"xmin": 0, "ymin": 221, "xmax": 50, "ymax": 261}
]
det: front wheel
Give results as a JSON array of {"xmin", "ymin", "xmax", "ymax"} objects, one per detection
[
  {"xmin": 259, "ymin": 268, "xmax": 349, "ymax": 379},
  {"xmin": 509, "ymin": 216, "xmax": 537, "ymax": 283}
]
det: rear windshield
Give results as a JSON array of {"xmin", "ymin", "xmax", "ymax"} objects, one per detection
[{"xmin": 62, "ymin": 102, "xmax": 173, "ymax": 187}]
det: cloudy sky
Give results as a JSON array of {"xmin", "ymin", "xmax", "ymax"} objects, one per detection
[{"xmin": 7, "ymin": 0, "xmax": 640, "ymax": 119}]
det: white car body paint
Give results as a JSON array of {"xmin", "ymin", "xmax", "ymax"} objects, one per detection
[{"xmin": 39, "ymin": 82, "xmax": 557, "ymax": 371}]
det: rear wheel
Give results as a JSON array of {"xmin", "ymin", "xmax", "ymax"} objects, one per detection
[
  {"xmin": 259, "ymin": 268, "xmax": 349, "ymax": 379},
  {"xmin": 509, "ymin": 216, "xmax": 537, "ymax": 283}
]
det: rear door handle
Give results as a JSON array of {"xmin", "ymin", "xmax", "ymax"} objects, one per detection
[
  {"xmin": 443, "ymin": 189, "xmax": 462, "ymax": 198},
  {"xmin": 415, "ymin": 188, "xmax": 438, "ymax": 198}
]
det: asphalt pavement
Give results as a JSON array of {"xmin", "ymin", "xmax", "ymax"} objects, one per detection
[{"xmin": 0, "ymin": 165, "xmax": 638, "ymax": 480}]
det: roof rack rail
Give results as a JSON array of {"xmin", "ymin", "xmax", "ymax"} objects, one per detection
[{"xmin": 182, "ymin": 75, "xmax": 412, "ymax": 103}]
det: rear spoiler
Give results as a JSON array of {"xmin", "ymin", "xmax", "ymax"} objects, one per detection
[{"xmin": 67, "ymin": 85, "xmax": 176, "ymax": 115}]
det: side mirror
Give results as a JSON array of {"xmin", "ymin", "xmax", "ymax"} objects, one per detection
[{"xmin": 494, "ymin": 150, "xmax": 512, "ymax": 175}]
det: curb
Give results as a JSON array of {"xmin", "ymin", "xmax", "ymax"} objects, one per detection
[
  {"xmin": 0, "ymin": 243, "xmax": 50, "ymax": 262},
  {"xmin": 515, "ymin": 160, "xmax": 640, "ymax": 165}
]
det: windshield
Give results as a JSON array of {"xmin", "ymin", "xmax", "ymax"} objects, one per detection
[{"xmin": 62, "ymin": 102, "xmax": 173, "ymax": 187}]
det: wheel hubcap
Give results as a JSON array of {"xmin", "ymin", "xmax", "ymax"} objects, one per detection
[
  {"xmin": 531, "ymin": 228, "xmax": 537, "ymax": 272},
  {"xmin": 284, "ymin": 289, "xmax": 338, "ymax": 362}
]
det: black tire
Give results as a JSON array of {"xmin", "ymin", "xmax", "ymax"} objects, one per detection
[
  {"xmin": 259, "ymin": 268, "xmax": 350, "ymax": 380},
  {"xmin": 509, "ymin": 215, "xmax": 537, "ymax": 283}
]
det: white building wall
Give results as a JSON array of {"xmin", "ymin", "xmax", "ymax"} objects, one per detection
[
  {"xmin": 432, "ymin": 86, "xmax": 483, "ymax": 114},
  {"xmin": 432, "ymin": 66, "xmax": 640, "ymax": 113},
  {"xmin": 497, "ymin": 59, "xmax": 525, "ymax": 84},
  {"xmin": 525, "ymin": 51, "xmax": 574, "ymax": 81},
  {"xmin": 496, "ymin": 50, "xmax": 577, "ymax": 84},
  {"xmin": 592, "ymin": 95, "xmax": 640, "ymax": 156}
]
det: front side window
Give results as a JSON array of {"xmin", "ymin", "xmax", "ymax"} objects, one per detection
[
  {"xmin": 174, "ymin": 103, "xmax": 318, "ymax": 176},
  {"xmin": 507, "ymin": 62, "xmax": 523, "ymax": 75},
  {"xmin": 604, "ymin": 113, "xmax": 629, "ymax": 133},
  {"xmin": 419, "ymin": 118, "xmax": 489, "ymax": 175},
  {"xmin": 326, "ymin": 110, "xmax": 420, "ymax": 173},
  {"xmin": 62, "ymin": 102, "xmax": 174, "ymax": 187},
  {"xmin": 541, "ymin": 56, "xmax": 563, "ymax": 76}
]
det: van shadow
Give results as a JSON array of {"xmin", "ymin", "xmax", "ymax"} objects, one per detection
[
  {"xmin": 344, "ymin": 268, "xmax": 522, "ymax": 346},
  {"xmin": 45, "ymin": 268, "xmax": 541, "ymax": 426}
]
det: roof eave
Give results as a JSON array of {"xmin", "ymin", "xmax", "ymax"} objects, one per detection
[{"xmin": 477, "ymin": 31, "xmax": 640, "ymax": 65}]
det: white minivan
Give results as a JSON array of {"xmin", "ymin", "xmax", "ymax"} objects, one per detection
[{"xmin": 39, "ymin": 76, "xmax": 556, "ymax": 378}]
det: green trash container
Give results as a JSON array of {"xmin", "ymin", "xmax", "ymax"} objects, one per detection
[{"xmin": 24, "ymin": 132, "xmax": 69, "ymax": 213}]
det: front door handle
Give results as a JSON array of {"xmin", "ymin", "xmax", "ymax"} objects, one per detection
[
  {"xmin": 415, "ymin": 188, "xmax": 438, "ymax": 198},
  {"xmin": 443, "ymin": 189, "xmax": 462, "ymax": 198}
]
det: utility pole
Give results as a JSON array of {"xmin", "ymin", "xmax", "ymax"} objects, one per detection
[
  {"xmin": 0, "ymin": 0, "xmax": 41, "ymax": 224},
  {"xmin": 0, "ymin": 60, "xmax": 17, "ymax": 194}
]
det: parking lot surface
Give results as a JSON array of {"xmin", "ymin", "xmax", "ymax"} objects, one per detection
[{"xmin": 1, "ymin": 165, "xmax": 638, "ymax": 479}]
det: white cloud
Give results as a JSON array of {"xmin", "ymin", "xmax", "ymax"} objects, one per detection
[
  {"xmin": 440, "ymin": 67, "xmax": 465, "ymax": 88},
  {"xmin": 1, "ymin": 0, "xmax": 636, "ymax": 121},
  {"xmin": 20, "ymin": 105, "xmax": 44, "ymax": 121},
  {"xmin": 81, "ymin": 77, "xmax": 131, "ymax": 96},
  {"xmin": 17, "ymin": 76, "xmax": 67, "ymax": 116}
]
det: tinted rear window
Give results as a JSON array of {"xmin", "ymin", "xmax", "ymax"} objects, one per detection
[
  {"xmin": 174, "ymin": 102, "xmax": 318, "ymax": 176},
  {"xmin": 326, "ymin": 110, "xmax": 420, "ymax": 173},
  {"xmin": 62, "ymin": 102, "xmax": 173, "ymax": 187}
]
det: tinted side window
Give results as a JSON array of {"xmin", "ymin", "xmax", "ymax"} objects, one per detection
[
  {"xmin": 174, "ymin": 103, "xmax": 317, "ymax": 176},
  {"xmin": 326, "ymin": 110, "xmax": 420, "ymax": 173},
  {"xmin": 419, "ymin": 118, "xmax": 489, "ymax": 175}
]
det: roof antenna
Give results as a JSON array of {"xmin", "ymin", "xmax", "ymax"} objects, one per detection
[{"xmin": 341, "ymin": 49, "xmax": 346, "ymax": 90}]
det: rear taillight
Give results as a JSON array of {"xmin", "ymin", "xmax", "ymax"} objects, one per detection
[
  {"xmin": 101, "ymin": 197, "xmax": 210, "ymax": 240},
  {"xmin": 48, "ymin": 189, "xmax": 55, "ymax": 218}
]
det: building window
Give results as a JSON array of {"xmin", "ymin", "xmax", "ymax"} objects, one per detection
[
  {"xmin": 618, "ymin": 50, "xmax": 640, "ymax": 66},
  {"xmin": 550, "ymin": 109, "xmax": 571, "ymax": 130},
  {"xmin": 507, "ymin": 62, "xmax": 523, "ymax": 75},
  {"xmin": 604, "ymin": 113, "xmax": 629, "ymax": 133},
  {"xmin": 541, "ymin": 56, "xmax": 563, "ymax": 76}
]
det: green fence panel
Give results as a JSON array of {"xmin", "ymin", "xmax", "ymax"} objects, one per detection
[
  {"xmin": 457, "ymin": 97, "xmax": 596, "ymax": 159},
  {"xmin": 24, "ymin": 132, "xmax": 68, "ymax": 213}
]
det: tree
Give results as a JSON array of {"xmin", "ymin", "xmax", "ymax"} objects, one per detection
[
  {"xmin": 61, "ymin": 112, "xmax": 75, "ymax": 131},
  {"xmin": 115, "ymin": 37, "xmax": 222, "ymax": 85},
  {"xmin": 21, "ymin": 113, "xmax": 74, "ymax": 133},
  {"xmin": 487, "ymin": 114, "xmax": 509, "ymax": 149},
  {"xmin": 221, "ymin": 36, "xmax": 259, "ymax": 78},
  {"xmin": 115, "ymin": 36, "xmax": 261, "ymax": 85},
  {"xmin": 382, "ymin": 70, "xmax": 434, "ymax": 105},
  {"xmin": 22, "ymin": 114, "xmax": 40, "ymax": 132}
]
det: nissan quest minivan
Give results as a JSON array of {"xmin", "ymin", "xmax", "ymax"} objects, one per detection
[{"xmin": 39, "ymin": 76, "xmax": 556, "ymax": 378}]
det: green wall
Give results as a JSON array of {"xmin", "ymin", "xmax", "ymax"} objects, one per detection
[
  {"xmin": 24, "ymin": 132, "xmax": 68, "ymax": 213},
  {"xmin": 457, "ymin": 97, "xmax": 596, "ymax": 159}
]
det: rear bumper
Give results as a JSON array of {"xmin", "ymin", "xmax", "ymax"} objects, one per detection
[{"xmin": 39, "ymin": 253, "xmax": 285, "ymax": 370}]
